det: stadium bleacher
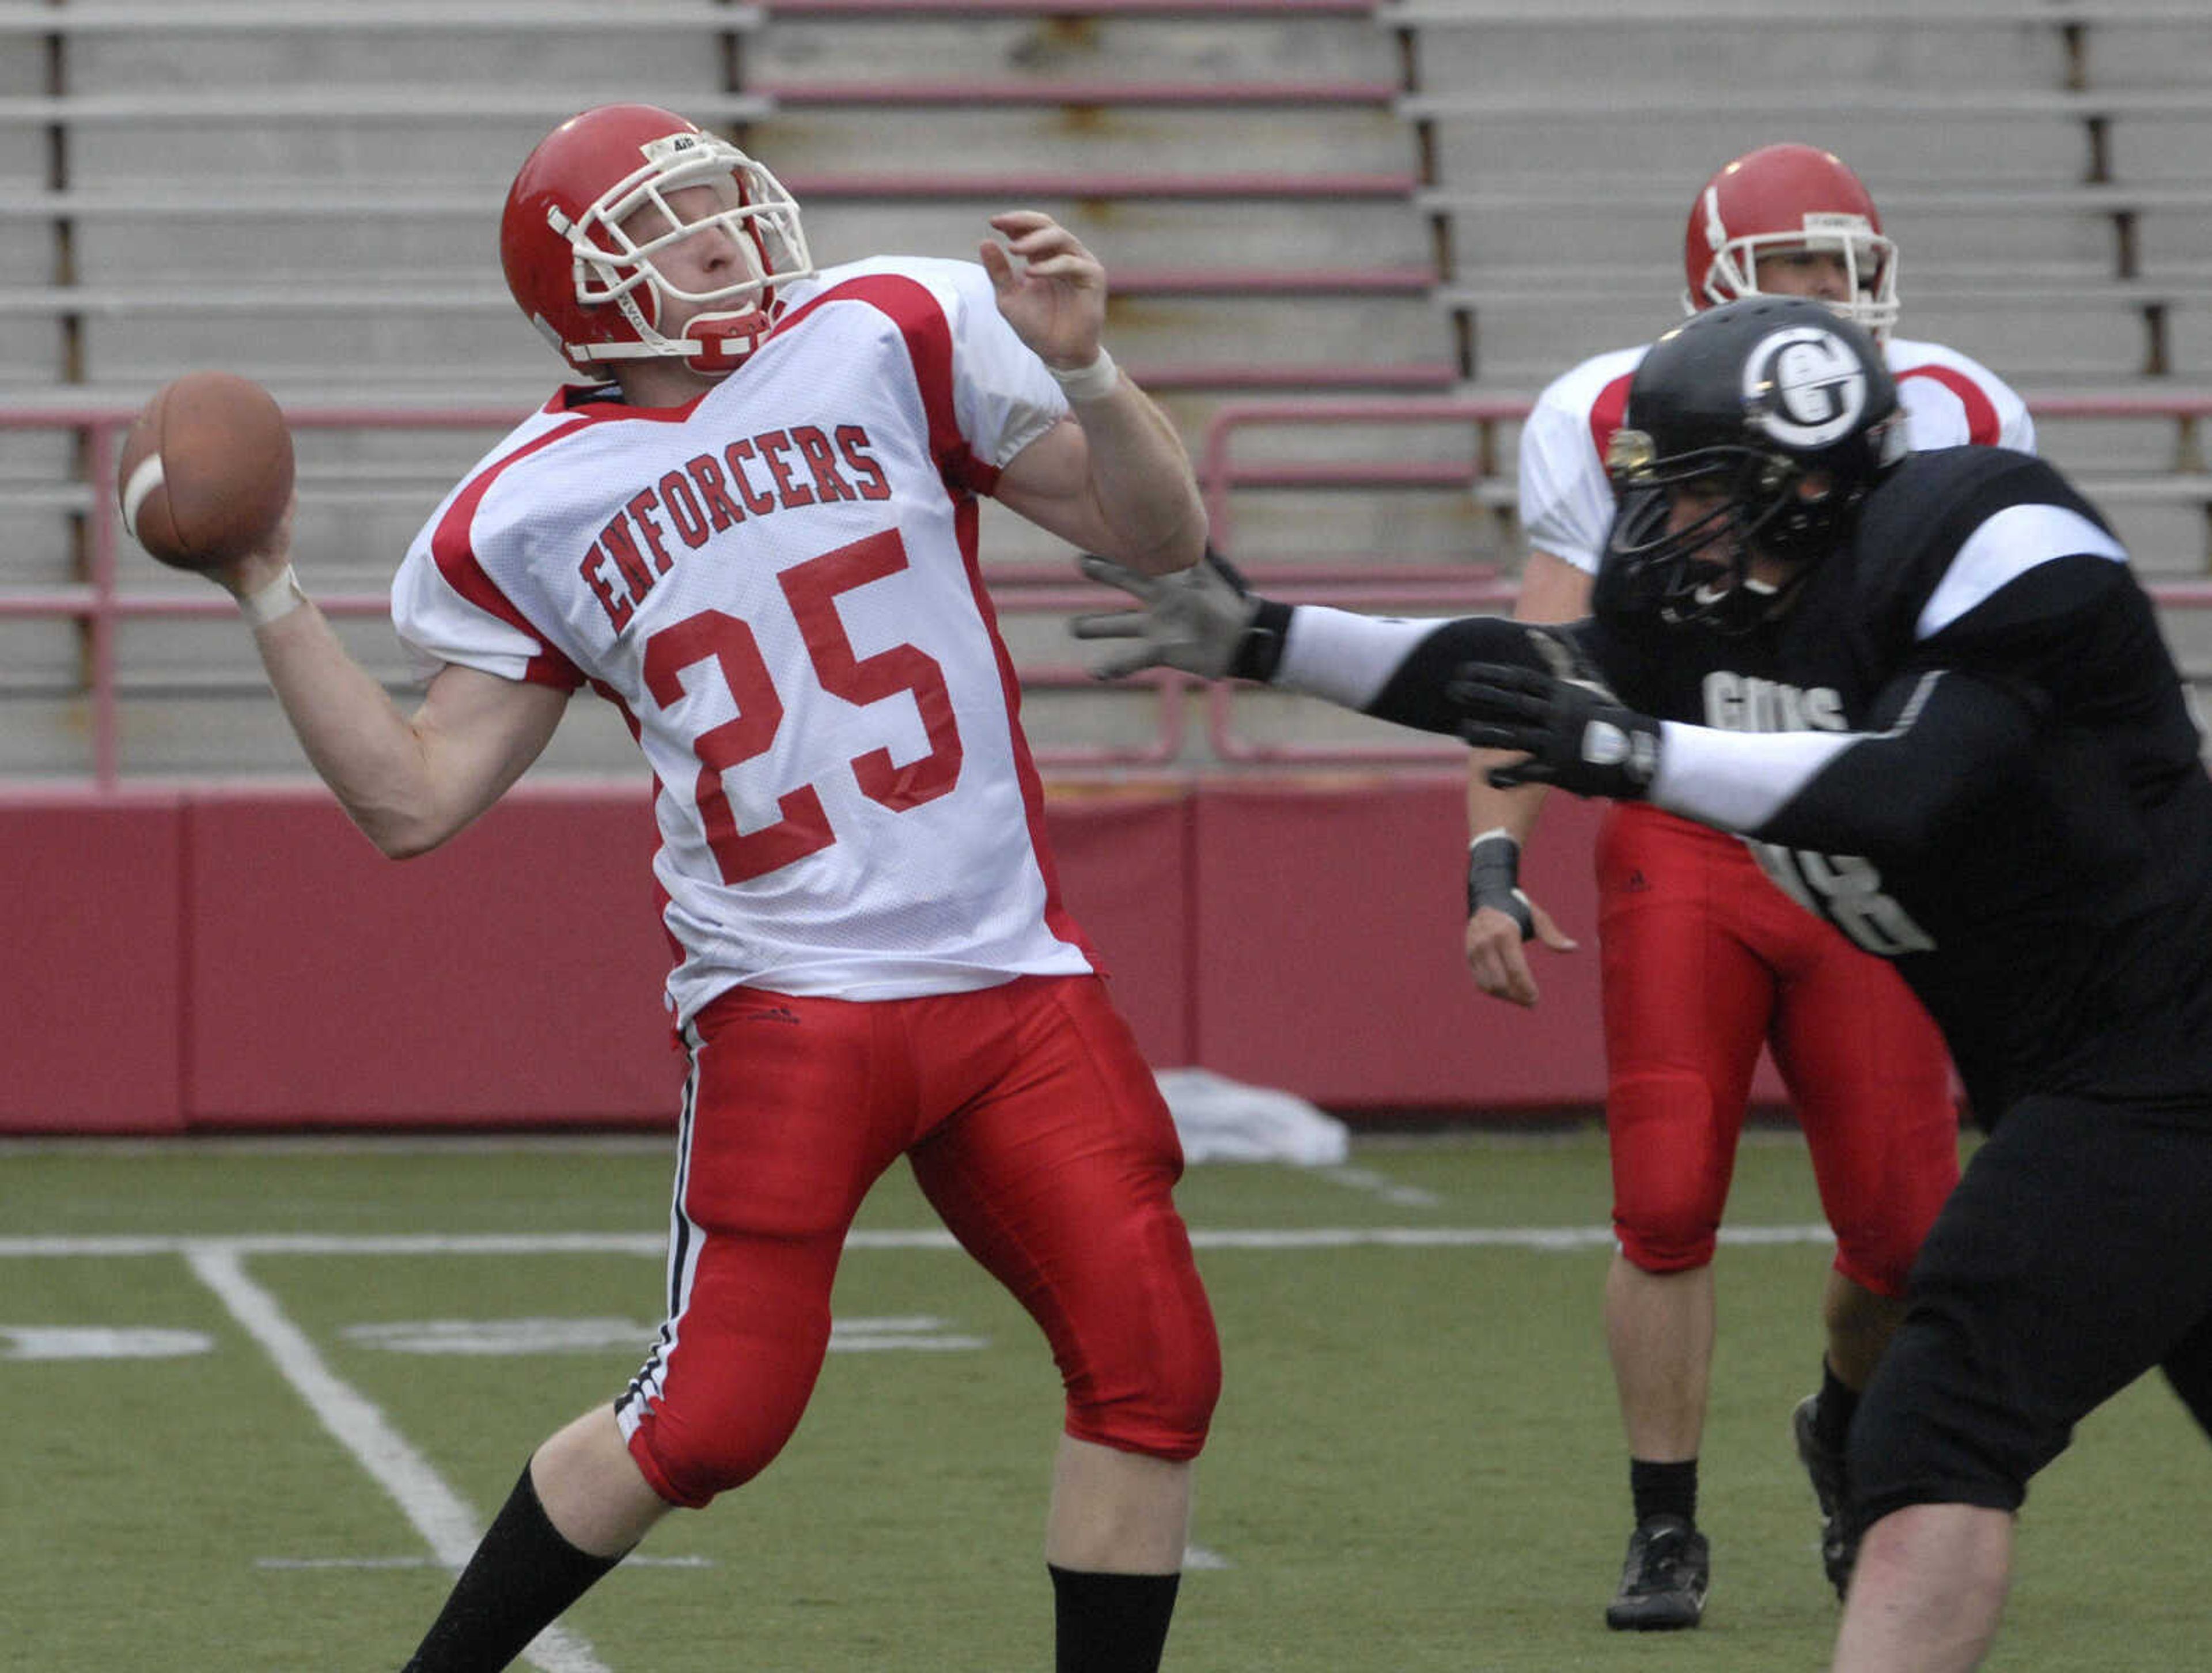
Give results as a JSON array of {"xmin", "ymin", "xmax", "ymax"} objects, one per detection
[{"xmin": 2, "ymin": 0, "xmax": 2211, "ymax": 781}]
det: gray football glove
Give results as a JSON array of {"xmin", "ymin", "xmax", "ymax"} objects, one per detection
[{"xmin": 1071, "ymin": 549, "xmax": 1262, "ymax": 680}]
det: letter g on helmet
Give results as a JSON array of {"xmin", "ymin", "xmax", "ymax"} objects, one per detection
[{"xmin": 1598, "ymin": 296, "xmax": 1903, "ymax": 631}]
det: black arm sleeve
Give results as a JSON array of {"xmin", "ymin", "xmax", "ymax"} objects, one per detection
[
  {"xmin": 1359, "ymin": 616, "xmax": 1593, "ymax": 734},
  {"xmin": 1732, "ymin": 667, "xmax": 2042, "ymax": 855}
]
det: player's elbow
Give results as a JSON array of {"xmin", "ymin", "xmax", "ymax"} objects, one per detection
[
  {"xmin": 369, "ymin": 825, "xmax": 444, "ymax": 861},
  {"xmin": 357, "ymin": 819, "xmax": 442, "ymax": 861},
  {"xmin": 345, "ymin": 800, "xmax": 461, "ymax": 861},
  {"xmin": 1770, "ymin": 770, "xmax": 1985, "ymax": 862},
  {"xmin": 1107, "ymin": 510, "xmax": 1207, "ymax": 579}
]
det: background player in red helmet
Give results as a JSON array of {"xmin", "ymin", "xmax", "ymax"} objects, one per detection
[
  {"xmin": 1460, "ymin": 143, "xmax": 2032, "ymax": 1629},
  {"xmin": 180, "ymin": 102, "xmax": 1220, "ymax": 1672}
]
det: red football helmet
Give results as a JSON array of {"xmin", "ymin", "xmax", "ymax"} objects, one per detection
[
  {"xmin": 1683, "ymin": 143, "xmax": 1899, "ymax": 338},
  {"xmin": 500, "ymin": 103, "xmax": 814, "ymax": 377}
]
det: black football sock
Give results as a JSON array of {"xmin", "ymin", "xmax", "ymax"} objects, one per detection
[
  {"xmin": 400, "ymin": 1463, "xmax": 627, "ymax": 1673},
  {"xmin": 1629, "ymin": 1456, "xmax": 1699, "ymax": 1528},
  {"xmin": 1048, "ymin": 1564, "xmax": 1182, "ymax": 1673},
  {"xmin": 1815, "ymin": 1358, "xmax": 1859, "ymax": 1456}
]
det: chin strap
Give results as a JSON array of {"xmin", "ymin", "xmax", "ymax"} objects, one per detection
[{"xmin": 681, "ymin": 306, "xmax": 775, "ymax": 374}]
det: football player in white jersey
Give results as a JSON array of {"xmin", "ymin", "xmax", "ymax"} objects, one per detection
[
  {"xmin": 194, "ymin": 103, "xmax": 1219, "ymax": 1673},
  {"xmin": 1472, "ymin": 144, "xmax": 2033, "ymax": 1630}
]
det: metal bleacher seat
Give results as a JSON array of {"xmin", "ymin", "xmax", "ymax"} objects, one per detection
[
  {"xmin": 1390, "ymin": 0, "xmax": 2212, "ymax": 388},
  {"xmin": 742, "ymin": 0, "xmax": 1439, "ymax": 423},
  {"xmin": 0, "ymin": 0, "xmax": 1460, "ymax": 777},
  {"xmin": 9, "ymin": 1, "xmax": 2212, "ymax": 781},
  {"xmin": 3, "ymin": 0, "xmax": 1441, "ymax": 405}
]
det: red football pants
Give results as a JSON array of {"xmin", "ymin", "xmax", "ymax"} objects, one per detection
[
  {"xmin": 616, "ymin": 974, "xmax": 1221, "ymax": 1509},
  {"xmin": 1596, "ymin": 803, "xmax": 1960, "ymax": 1292}
]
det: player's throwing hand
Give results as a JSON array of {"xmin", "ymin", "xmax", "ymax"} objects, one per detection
[{"xmin": 982, "ymin": 210, "xmax": 1108, "ymax": 373}]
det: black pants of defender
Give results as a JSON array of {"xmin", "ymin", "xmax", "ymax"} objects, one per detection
[{"xmin": 1850, "ymin": 1090, "xmax": 2212, "ymax": 1530}]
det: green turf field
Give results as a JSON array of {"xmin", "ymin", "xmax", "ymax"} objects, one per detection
[{"xmin": 1, "ymin": 1127, "xmax": 2203, "ymax": 1672}]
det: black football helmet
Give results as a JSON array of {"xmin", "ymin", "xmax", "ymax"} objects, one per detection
[{"xmin": 1601, "ymin": 294, "xmax": 1906, "ymax": 633}]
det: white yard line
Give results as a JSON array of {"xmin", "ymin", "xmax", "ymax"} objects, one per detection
[
  {"xmin": 182, "ymin": 1246, "xmax": 614, "ymax": 1673},
  {"xmin": 0, "ymin": 1224, "xmax": 1837, "ymax": 1259},
  {"xmin": 1312, "ymin": 1165, "xmax": 1444, "ymax": 1208},
  {"xmin": 15, "ymin": 1218, "xmax": 1846, "ymax": 1649}
]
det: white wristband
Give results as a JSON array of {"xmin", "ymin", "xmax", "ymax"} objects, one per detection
[
  {"xmin": 1047, "ymin": 346, "xmax": 1119, "ymax": 404},
  {"xmin": 238, "ymin": 564, "xmax": 307, "ymax": 630}
]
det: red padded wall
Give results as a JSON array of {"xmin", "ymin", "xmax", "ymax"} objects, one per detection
[
  {"xmin": 1190, "ymin": 776, "xmax": 1612, "ymax": 1110},
  {"xmin": 0, "ymin": 791, "xmax": 186, "ymax": 1132},
  {"xmin": 184, "ymin": 785, "xmax": 679, "ymax": 1127},
  {"xmin": 6, "ymin": 779, "xmax": 1783, "ymax": 1131},
  {"xmin": 1039, "ymin": 790, "xmax": 1195, "ymax": 1068},
  {"xmin": 176, "ymin": 785, "xmax": 1195, "ymax": 1128}
]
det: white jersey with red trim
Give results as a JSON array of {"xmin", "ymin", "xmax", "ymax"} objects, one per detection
[
  {"xmin": 392, "ymin": 255, "xmax": 1097, "ymax": 1021},
  {"xmin": 1519, "ymin": 334, "xmax": 2036, "ymax": 576}
]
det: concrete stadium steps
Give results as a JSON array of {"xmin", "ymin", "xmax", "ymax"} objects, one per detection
[
  {"xmin": 1434, "ymin": 275, "xmax": 2210, "ymax": 386},
  {"xmin": 1426, "ymin": 184, "xmax": 2212, "ymax": 279},
  {"xmin": 749, "ymin": 6, "xmax": 1390, "ymax": 84},
  {"xmin": 11, "ymin": 1, "xmax": 2212, "ymax": 782},
  {"xmin": 1403, "ymin": 12, "xmax": 2071, "ymax": 95}
]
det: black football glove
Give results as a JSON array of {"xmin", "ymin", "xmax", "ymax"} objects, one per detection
[{"xmin": 1450, "ymin": 661, "xmax": 1664, "ymax": 800}]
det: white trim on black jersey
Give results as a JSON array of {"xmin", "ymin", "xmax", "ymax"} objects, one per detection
[
  {"xmin": 1916, "ymin": 503, "xmax": 2127, "ymax": 639},
  {"xmin": 1650, "ymin": 669, "xmax": 1949, "ymax": 832}
]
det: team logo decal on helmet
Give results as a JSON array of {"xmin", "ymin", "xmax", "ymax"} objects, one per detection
[
  {"xmin": 1747, "ymin": 325, "xmax": 1869, "ymax": 450},
  {"xmin": 1596, "ymin": 297, "xmax": 1902, "ymax": 634}
]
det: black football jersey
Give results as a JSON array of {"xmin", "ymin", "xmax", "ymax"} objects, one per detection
[{"xmin": 1580, "ymin": 446, "xmax": 2212, "ymax": 1120}]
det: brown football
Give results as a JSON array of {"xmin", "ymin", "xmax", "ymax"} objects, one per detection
[{"xmin": 117, "ymin": 370, "xmax": 294, "ymax": 570}]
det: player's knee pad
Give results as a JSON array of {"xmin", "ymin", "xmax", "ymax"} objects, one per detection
[
  {"xmin": 1827, "ymin": 1225, "xmax": 1923, "ymax": 1301},
  {"xmin": 1811, "ymin": 1115, "xmax": 1956, "ymax": 1300},
  {"xmin": 1065, "ymin": 1353, "xmax": 1220, "ymax": 1463},
  {"xmin": 1608, "ymin": 1069, "xmax": 1729, "ymax": 1273},
  {"xmin": 1062, "ymin": 1278, "xmax": 1221, "ymax": 1462},
  {"xmin": 620, "ymin": 1363, "xmax": 818, "ymax": 1510}
]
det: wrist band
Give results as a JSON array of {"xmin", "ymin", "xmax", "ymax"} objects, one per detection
[
  {"xmin": 1228, "ymin": 599, "xmax": 1293, "ymax": 684},
  {"xmin": 1467, "ymin": 828, "xmax": 1535, "ymax": 939},
  {"xmin": 238, "ymin": 564, "xmax": 307, "ymax": 629},
  {"xmin": 1047, "ymin": 347, "xmax": 1119, "ymax": 403}
]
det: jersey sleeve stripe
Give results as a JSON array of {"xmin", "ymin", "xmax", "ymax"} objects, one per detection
[
  {"xmin": 771, "ymin": 274, "xmax": 1001, "ymax": 497},
  {"xmin": 1586, "ymin": 369, "xmax": 1634, "ymax": 467},
  {"xmin": 1915, "ymin": 502, "xmax": 2128, "ymax": 639},
  {"xmin": 1896, "ymin": 362, "xmax": 2001, "ymax": 447},
  {"xmin": 428, "ymin": 419, "xmax": 598, "ymax": 690}
]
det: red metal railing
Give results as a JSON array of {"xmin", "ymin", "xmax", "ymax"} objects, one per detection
[
  {"xmin": 1192, "ymin": 391, "xmax": 2212, "ymax": 764},
  {"xmin": 10, "ymin": 393, "xmax": 2212, "ymax": 785},
  {"xmin": 1, "ymin": 403, "xmax": 1215, "ymax": 784}
]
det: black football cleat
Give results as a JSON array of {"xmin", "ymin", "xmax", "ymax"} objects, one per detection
[
  {"xmin": 1794, "ymin": 1393, "xmax": 1857, "ymax": 1599},
  {"xmin": 1604, "ymin": 1514, "xmax": 1710, "ymax": 1630}
]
